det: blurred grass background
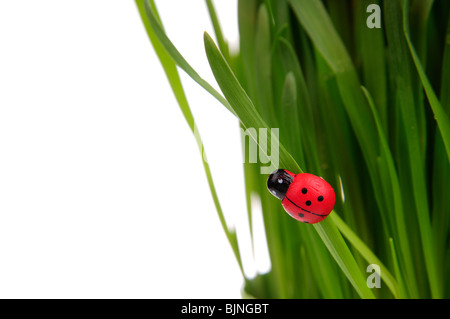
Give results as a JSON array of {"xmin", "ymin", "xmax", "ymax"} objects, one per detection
[{"xmin": 136, "ymin": 0, "xmax": 450, "ymax": 298}]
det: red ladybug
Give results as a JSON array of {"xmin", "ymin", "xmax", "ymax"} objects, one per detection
[{"xmin": 267, "ymin": 169, "xmax": 336, "ymax": 224}]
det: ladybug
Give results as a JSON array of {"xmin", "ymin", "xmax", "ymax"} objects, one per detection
[{"xmin": 267, "ymin": 169, "xmax": 336, "ymax": 224}]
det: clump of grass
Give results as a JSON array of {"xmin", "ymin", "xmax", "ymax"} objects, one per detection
[{"xmin": 136, "ymin": 0, "xmax": 450, "ymax": 299}]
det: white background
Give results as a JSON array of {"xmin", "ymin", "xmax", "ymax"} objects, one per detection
[{"xmin": 0, "ymin": 0, "xmax": 267, "ymax": 298}]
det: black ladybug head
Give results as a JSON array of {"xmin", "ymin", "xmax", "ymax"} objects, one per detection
[{"xmin": 267, "ymin": 169, "xmax": 293, "ymax": 200}]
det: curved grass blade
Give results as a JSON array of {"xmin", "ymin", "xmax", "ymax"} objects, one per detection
[
  {"xmin": 288, "ymin": 0, "xmax": 379, "ymax": 175},
  {"xmin": 403, "ymin": 0, "xmax": 450, "ymax": 164},
  {"xmin": 203, "ymin": 32, "xmax": 299, "ymax": 173},
  {"xmin": 288, "ymin": 2, "xmax": 391, "ymax": 251},
  {"xmin": 331, "ymin": 213, "xmax": 400, "ymax": 298},
  {"xmin": 280, "ymin": 72, "xmax": 305, "ymax": 166},
  {"xmin": 313, "ymin": 219, "xmax": 375, "ymax": 299},
  {"xmin": 389, "ymin": 238, "xmax": 408, "ymax": 299},
  {"xmin": 362, "ymin": 85, "xmax": 420, "ymax": 296},
  {"xmin": 382, "ymin": 0, "xmax": 441, "ymax": 298},
  {"xmin": 361, "ymin": 86, "xmax": 419, "ymax": 298},
  {"xmin": 204, "ymin": 32, "xmax": 375, "ymax": 299},
  {"xmin": 135, "ymin": 0, "xmax": 243, "ymax": 273},
  {"xmin": 205, "ymin": 0, "xmax": 229, "ymax": 61},
  {"xmin": 354, "ymin": 0, "xmax": 387, "ymax": 133},
  {"xmin": 276, "ymin": 37, "xmax": 320, "ymax": 174},
  {"xmin": 432, "ymin": 15, "xmax": 450, "ymax": 296},
  {"xmin": 254, "ymin": 4, "xmax": 278, "ymax": 129},
  {"xmin": 141, "ymin": 0, "xmax": 236, "ymax": 117}
]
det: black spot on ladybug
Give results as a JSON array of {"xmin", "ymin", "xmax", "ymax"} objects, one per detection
[
  {"xmin": 301, "ymin": 188, "xmax": 307, "ymax": 194},
  {"xmin": 298, "ymin": 213, "xmax": 304, "ymax": 218},
  {"xmin": 318, "ymin": 195, "xmax": 324, "ymax": 202},
  {"xmin": 306, "ymin": 200, "xmax": 311, "ymax": 206}
]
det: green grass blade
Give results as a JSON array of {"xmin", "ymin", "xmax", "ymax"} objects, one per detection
[
  {"xmin": 135, "ymin": 0, "xmax": 243, "ymax": 273},
  {"xmin": 204, "ymin": 32, "xmax": 375, "ymax": 299},
  {"xmin": 441, "ymin": 17, "xmax": 450, "ymax": 111},
  {"xmin": 203, "ymin": 32, "xmax": 299, "ymax": 173},
  {"xmin": 385, "ymin": 0, "xmax": 440, "ymax": 298},
  {"xmin": 288, "ymin": 0, "xmax": 382, "ymax": 164},
  {"xmin": 313, "ymin": 52, "xmax": 373, "ymax": 249},
  {"xmin": 403, "ymin": 0, "xmax": 450, "ymax": 164},
  {"xmin": 288, "ymin": 0, "xmax": 351, "ymax": 73},
  {"xmin": 141, "ymin": 0, "xmax": 236, "ymax": 117},
  {"xmin": 313, "ymin": 220, "xmax": 375, "ymax": 299},
  {"xmin": 432, "ymin": 13, "xmax": 450, "ymax": 298},
  {"xmin": 361, "ymin": 85, "xmax": 419, "ymax": 298},
  {"xmin": 331, "ymin": 213, "xmax": 399, "ymax": 298},
  {"xmin": 354, "ymin": 0, "xmax": 388, "ymax": 133},
  {"xmin": 409, "ymin": 0, "xmax": 434, "ymax": 64},
  {"xmin": 237, "ymin": 0, "xmax": 259, "ymax": 98},
  {"xmin": 205, "ymin": 0, "xmax": 229, "ymax": 61},
  {"xmin": 300, "ymin": 225, "xmax": 345, "ymax": 298},
  {"xmin": 276, "ymin": 37, "xmax": 320, "ymax": 174},
  {"xmin": 254, "ymin": 4, "xmax": 278, "ymax": 128},
  {"xmin": 288, "ymin": 0, "xmax": 382, "ymax": 208},
  {"xmin": 280, "ymin": 72, "xmax": 306, "ymax": 167},
  {"xmin": 389, "ymin": 238, "xmax": 408, "ymax": 299}
]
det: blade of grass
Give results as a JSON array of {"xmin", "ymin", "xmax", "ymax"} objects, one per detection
[
  {"xmin": 289, "ymin": 1, "xmax": 402, "ymax": 296},
  {"xmin": 288, "ymin": 0, "xmax": 388, "ymax": 236},
  {"xmin": 280, "ymin": 72, "xmax": 306, "ymax": 171},
  {"xmin": 407, "ymin": 0, "xmax": 434, "ymax": 161},
  {"xmin": 299, "ymin": 245, "xmax": 320, "ymax": 298},
  {"xmin": 431, "ymin": 14, "xmax": 450, "ymax": 297},
  {"xmin": 446, "ymin": 248, "xmax": 450, "ymax": 298},
  {"xmin": 135, "ymin": 0, "xmax": 243, "ymax": 273},
  {"xmin": 257, "ymin": 177, "xmax": 289, "ymax": 298},
  {"xmin": 203, "ymin": 32, "xmax": 299, "ymax": 173},
  {"xmin": 361, "ymin": 85, "xmax": 419, "ymax": 298},
  {"xmin": 278, "ymin": 73, "xmax": 344, "ymax": 298},
  {"xmin": 403, "ymin": 0, "xmax": 450, "ymax": 164},
  {"xmin": 402, "ymin": 1, "xmax": 450, "ymax": 298},
  {"xmin": 205, "ymin": 0, "xmax": 230, "ymax": 62},
  {"xmin": 204, "ymin": 32, "xmax": 375, "ymax": 299},
  {"xmin": 237, "ymin": 0, "xmax": 258, "ymax": 99},
  {"xmin": 276, "ymin": 37, "xmax": 320, "ymax": 174},
  {"xmin": 237, "ymin": 0, "xmax": 262, "ymax": 272},
  {"xmin": 141, "ymin": 0, "xmax": 236, "ymax": 117},
  {"xmin": 203, "ymin": 28, "xmax": 302, "ymax": 297},
  {"xmin": 313, "ymin": 219, "xmax": 375, "ymax": 299},
  {"xmin": 410, "ymin": 0, "xmax": 434, "ymax": 64},
  {"xmin": 385, "ymin": 0, "xmax": 440, "ymax": 298},
  {"xmin": 389, "ymin": 238, "xmax": 408, "ymax": 299},
  {"xmin": 326, "ymin": 0, "xmax": 354, "ymax": 60},
  {"xmin": 331, "ymin": 213, "xmax": 400, "ymax": 298},
  {"xmin": 270, "ymin": 0, "xmax": 291, "ymax": 38},
  {"xmin": 354, "ymin": 0, "xmax": 388, "ymax": 133},
  {"xmin": 254, "ymin": 4, "xmax": 278, "ymax": 128},
  {"xmin": 314, "ymin": 52, "xmax": 374, "ymax": 254},
  {"xmin": 277, "ymin": 68, "xmax": 349, "ymax": 298},
  {"xmin": 300, "ymin": 225, "xmax": 345, "ymax": 298},
  {"xmin": 141, "ymin": 4, "xmax": 299, "ymax": 270}
]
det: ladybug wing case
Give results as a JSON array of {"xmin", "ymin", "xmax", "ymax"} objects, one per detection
[
  {"xmin": 283, "ymin": 173, "xmax": 336, "ymax": 224},
  {"xmin": 268, "ymin": 170, "xmax": 336, "ymax": 224}
]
